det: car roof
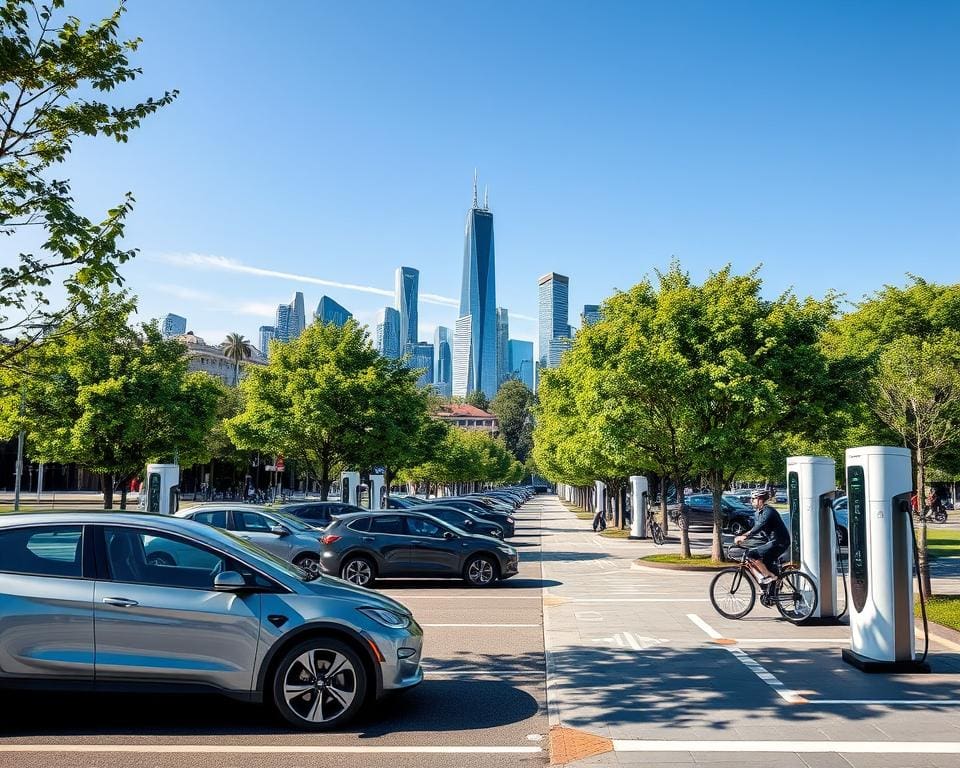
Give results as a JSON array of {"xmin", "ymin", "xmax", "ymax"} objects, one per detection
[{"xmin": 0, "ymin": 510, "xmax": 224, "ymax": 531}]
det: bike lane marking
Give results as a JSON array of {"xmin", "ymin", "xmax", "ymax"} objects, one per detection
[
  {"xmin": 613, "ymin": 740, "xmax": 960, "ymax": 754},
  {"xmin": 687, "ymin": 613, "xmax": 808, "ymax": 704}
]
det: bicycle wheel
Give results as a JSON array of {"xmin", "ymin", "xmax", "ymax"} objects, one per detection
[
  {"xmin": 652, "ymin": 522, "xmax": 665, "ymax": 546},
  {"xmin": 774, "ymin": 569, "xmax": 818, "ymax": 623},
  {"xmin": 709, "ymin": 567, "xmax": 756, "ymax": 619}
]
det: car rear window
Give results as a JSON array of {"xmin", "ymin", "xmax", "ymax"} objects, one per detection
[
  {"xmin": 369, "ymin": 515, "xmax": 404, "ymax": 535},
  {"xmin": 346, "ymin": 516, "xmax": 371, "ymax": 533}
]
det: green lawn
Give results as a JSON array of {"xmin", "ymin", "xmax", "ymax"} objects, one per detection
[
  {"xmin": 600, "ymin": 528, "xmax": 631, "ymax": 538},
  {"xmin": 926, "ymin": 528, "xmax": 960, "ymax": 560},
  {"xmin": 639, "ymin": 553, "xmax": 724, "ymax": 568},
  {"xmin": 918, "ymin": 595, "xmax": 960, "ymax": 633}
]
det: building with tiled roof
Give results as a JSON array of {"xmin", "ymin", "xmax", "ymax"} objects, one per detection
[{"xmin": 435, "ymin": 403, "xmax": 500, "ymax": 437}]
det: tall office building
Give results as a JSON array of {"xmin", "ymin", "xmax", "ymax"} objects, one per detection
[
  {"xmin": 315, "ymin": 296, "xmax": 352, "ymax": 327},
  {"xmin": 434, "ymin": 326, "xmax": 453, "ymax": 398},
  {"xmin": 453, "ymin": 173, "xmax": 497, "ymax": 399},
  {"xmin": 375, "ymin": 307, "xmax": 401, "ymax": 359},
  {"xmin": 546, "ymin": 336, "xmax": 573, "ymax": 367},
  {"xmin": 508, "ymin": 339, "xmax": 534, "ymax": 390},
  {"xmin": 410, "ymin": 342, "xmax": 434, "ymax": 388},
  {"xmin": 538, "ymin": 272, "xmax": 570, "ymax": 370},
  {"xmin": 259, "ymin": 325, "xmax": 276, "ymax": 357},
  {"xmin": 582, "ymin": 304, "xmax": 601, "ymax": 327},
  {"xmin": 496, "ymin": 307, "xmax": 510, "ymax": 388},
  {"xmin": 275, "ymin": 291, "xmax": 306, "ymax": 342},
  {"xmin": 162, "ymin": 313, "xmax": 187, "ymax": 338},
  {"xmin": 395, "ymin": 266, "xmax": 419, "ymax": 352}
]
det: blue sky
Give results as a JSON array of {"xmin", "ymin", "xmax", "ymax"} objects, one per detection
[{"xmin": 26, "ymin": 1, "xmax": 960, "ymax": 350}]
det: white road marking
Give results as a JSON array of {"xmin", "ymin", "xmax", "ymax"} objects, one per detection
[
  {"xmin": 425, "ymin": 669, "xmax": 544, "ymax": 676},
  {"xmin": 687, "ymin": 614, "xmax": 806, "ymax": 704},
  {"xmin": 388, "ymin": 595, "xmax": 541, "ymax": 600},
  {"xmin": 569, "ymin": 598, "xmax": 707, "ymax": 603},
  {"xmin": 421, "ymin": 623, "xmax": 540, "ymax": 628},
  {"xmin": 810, "ymin": 700, "xmax": 960, "ymax": 706},
  {"xmin": 0, "ymin": 745, "xmax": 543, "ymax": 755},
  {"xmin": 735, "ymin": 638, "xmax": 845, "ymax": 644},
  {"xmin": 613, "ymin": 740, "xmax": 960, "ymax": 754}
]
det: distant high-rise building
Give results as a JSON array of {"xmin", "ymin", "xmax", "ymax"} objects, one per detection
[
  {"xmin": 546, "ymin": 336, "xmax": 573, "ymax": 368},
  {"xmin": 275, "ymin": 291, "xmax": 306, "ymax": 342},
  {"xmin": 259, "ymin": 325, "xmax": 276, "ymax": 357},
  {"xmin": 581, "ymin": 304, "xmax": 601, "ymax": 327},
  {"xmin": 508, "ymin": 339, "xmax": 534, "ymax": 390},
  {"xmin": 453, "ymin": 172, "xmax": 497, "ymax": 399},
  {"xmin": 162, "ymin": 313, "xmax": 187, "ymax": 338},
  {"xmin": 496, "ymin": 307, "xmax": 510, "ymax": 388},
  {"xmin": 315, "ymin": 296, "xmax": 352, "ymax": 327},
  {"xmin": 538, "ymin": 272, "xmax": 569, "ymax": 371},
  {"xmin": 410, "ymin": 342, "xmax": 434, "ymax": 388},
  {"xmin": 434, "ymin": 326, "xmax": 453, "ymax": 398},
  {"xmin": 375, "ymin": 307, "xmax": 401, "ymax": 359},
  {"xmin": 395, "ymin": 266, "xmax": 419, "ymax": 352}
]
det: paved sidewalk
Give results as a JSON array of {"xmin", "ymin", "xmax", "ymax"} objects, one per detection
[{"xmin": 538, "ymin": 495, "xmax": 960, "ymax": 767}]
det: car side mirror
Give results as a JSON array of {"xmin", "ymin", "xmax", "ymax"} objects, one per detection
[
  {"xmin": 213, "ymin": 571, "xmax": 247, "ymax": 591},
  {"xmin": 270, "ymin": 525, "xmax": 290, "ymax": 536},
  {"xmin": 443, "ymin": 531, "xmax": 457, "ymax": 540}
]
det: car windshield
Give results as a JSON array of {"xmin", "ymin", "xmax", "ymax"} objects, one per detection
[
  {"xmin": 269, "ymin": 511, "xmax": 319, "ymax": 532},
  {"xmin": 201, "ymin": 526, "xmax": 324, "ymax": 582},
  {"xmin": 725, "ymin": 497, "xmax": 752, "ymax": 510}
]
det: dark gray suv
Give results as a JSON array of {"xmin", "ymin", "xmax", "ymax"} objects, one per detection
[{"xmin": 319, "ymin": 512, "xmax": 519, "ymax": 587}]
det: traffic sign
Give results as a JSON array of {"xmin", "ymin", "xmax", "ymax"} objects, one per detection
[{"xmin": 275, "ymin": 457, "xmax": 285, "ymax": 472}]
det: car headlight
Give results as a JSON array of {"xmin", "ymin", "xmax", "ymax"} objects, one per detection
[
  {"xmin": 358, "ymin": 607, "xmax": 411, "ymax": 629},
  {"xmin": 506, "ymin": 517, "xmax": 515, "ymax": 523}
]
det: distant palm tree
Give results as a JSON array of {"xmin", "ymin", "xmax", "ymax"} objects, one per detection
[{"xmin": 222, "ymin": 332, "xmax": 252, "ymax": 385}]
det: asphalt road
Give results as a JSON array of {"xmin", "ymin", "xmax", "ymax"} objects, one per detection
[{"xmin": 0, "ymin": 501, "xmax": 552, "ymax": 768}]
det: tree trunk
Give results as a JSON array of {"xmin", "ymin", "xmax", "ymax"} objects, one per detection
[
  {"xmin": 711, "ymin": 475, "xmax": 724, "ymax": 562},
  {"xmin": 102, "ymin": 474, "xmax": 114, "ymax": 509},
  {"xmin": 320, "ymin": 458, "xmax": 330, "ymax": 501},
  {"xmin": 676, "ymin": 474, "xmax": 691, "ymax": 558},
  {"xmin": 120, "ymin": 485, "xmax": 128, "ymax": 510},
  {"xmin": 917, "ymin": 448, "xmax": 932, "ymax": 597}
]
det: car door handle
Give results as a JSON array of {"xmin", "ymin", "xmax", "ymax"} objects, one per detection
[{"xmin": 102, "ymin": 597, "xmax": 139, "ymax": 607}]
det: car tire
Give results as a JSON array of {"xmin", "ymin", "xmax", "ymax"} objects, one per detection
[
  {"xmin": 464, "ymin": 554, "xmax": 499, "ymax": 587},
  {"xmin": 271, "ymin": 637, "xmax": 367, "ymax": 731},
  {"xmin": 729, "ymin": 520, "xmax": 748, "ymax": 536},
  {"xmin": 294, "ymin": 553, "xmax": 323, "ymax": 578},
  {"xmin": 146, "ymin": 551, "xmax": 175, "ymax": 566},
  {"xmin": 340, "ymin": 556, "xmax": 376, "ymax": 588}
]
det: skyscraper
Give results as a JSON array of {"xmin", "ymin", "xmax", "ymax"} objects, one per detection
[
  {"xmin": 410, "ymin": 342, "xmax": 434, "ymax": 388},
  {"xmin": 161, "ymin": 313, "xmax": 187, "ymax": 338},
  {"xmin": 453, "ymin": 173, "xmax": 497, "ymax": 399},
  {"xmin": 275, "ymin": 291, "xmax": 306, "ymax": 342},
  {"xmin": 496, "ymin": 307, "xmax": 510, "ymax": 388},
  {"xmin": 259, "ymin": 325, "xmax": 276, "ymax": 357},
  {"xmin": 434, "ymin": 326, "xmax": 453, "ymax": 398},
  {"xmin": 582, "ymin": 304, "xmax": 601, "ymax": 327},
  {"xmin": 508, "ymin": 339, "xmax": 534, "ymax": 390},
  {"xmin": 538, "ymin": 272, "xmax": 570, "ymax": 370},
  {"xmin": 395, "ymin": 266, "xmax": 419, "ymax": 353},
  {"xmin": 315, "ymin": 296, "xmax": 352, "ymax": 327},
  {"xmin": 375, "ymin": 307, "xmax": 401, "ymax": 359}
]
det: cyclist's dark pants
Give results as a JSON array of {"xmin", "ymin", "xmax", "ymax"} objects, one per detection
[{"xmin": 746, "ymin": 540, "xmax": 789, "ymax": 571}]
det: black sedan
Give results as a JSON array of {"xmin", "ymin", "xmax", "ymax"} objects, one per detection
[
  {"xmin": 668, "ymin": 493, "xmax": 756, "ymax": 535},
  {"xmin": 278, "ymin": 500, "xmax": 367, "ymax": 527},
  {"xmin": 318, "ymin": 511, "xmax": 519, "ymax": 587},
  {"xmin": 414, "ymin": 504, "xmax": 506, "ymax": 538}
]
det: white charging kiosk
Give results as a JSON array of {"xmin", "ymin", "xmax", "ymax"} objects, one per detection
[
  {"xmin": 142, "ymin": 463, "xmax": 180, "ymax": 515},
  {"xmin": 340, "ymin": 470, "xmax": 360, "ymax": 507},
  {"xmin": 594, "ymin": 480, "xmax": 607, "ymax": 518},
  {"xmin": 368, "ymin": 474, "xmax": 386, "ymax": 510},
  {"xmin": 841, "ymin": 446, "xmax": 929, "ymax": 673},
  {"xmin": 786, "ymin": 456, "xmax": 841, "ymax": 622},
  {"xmin": 629, "ymin": 475, "xmax": 649, "ymax": 539}
]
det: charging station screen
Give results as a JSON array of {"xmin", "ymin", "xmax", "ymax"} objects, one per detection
[
  {"xmin": 848, "ymin": 465, "xmax": 868, "ymax": 612},
  {"xmin": 788, "ymin": 471, "xmax": 800, "ymax": 563}
]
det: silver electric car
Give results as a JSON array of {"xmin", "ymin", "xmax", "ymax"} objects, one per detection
[{"xmin": 0, "ymin": 512, "xmax": 423, "ymax": 730}]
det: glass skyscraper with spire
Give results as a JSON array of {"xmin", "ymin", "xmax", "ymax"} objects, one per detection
[{"xmin": 453, "ymin": 173, "xmax": 498, "ymax": 399}]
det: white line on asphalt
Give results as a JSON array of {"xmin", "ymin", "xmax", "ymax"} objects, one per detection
[
  {"xmin": 686, "ymin": 614, "xmax": 806, "ymax": 704},
  {"xmin": 612, "ymin": 740, "xmax": 960, "ymax": 754},
  {"xmin": 622, "ymin": 631, "xmax": 642, "ymax": 650},
  {"xmin": 425, "ymin": 670, "xmax": 544, "ymax": 676},
  {"xmin": 421, "ymin": 623, "xmax": 540, "ymax": 627},
  {"xmin": 386, "ymin": 595, "xmax": 541, "ymax": 600},
  {"xmin": 810, "ymin": 700, "xmax": 960, "ymax": 706},
  {"xmin": 735, "ymin": 638, "xmax": 845, "ymax": 644},
  {"xmin": 0, "ymin": 745, "xmax": 544, "ymax": 755},
  {"xmin": 569, "ymin": 598, "xmax": 708, "ymax": 603}
]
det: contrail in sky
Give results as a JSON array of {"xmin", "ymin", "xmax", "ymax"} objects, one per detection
[{"xmin": 154, "ymin": 252, "xmax": 535, "ymax": 319}]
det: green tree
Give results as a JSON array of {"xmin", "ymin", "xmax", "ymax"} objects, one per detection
[
  {"xmin": 465, "ymin": 389, "xmax": 490, "ymax": 411},
  {"xmin": 490, "ymin": 379, "xmax": 535, "ymax": 462},
  {"xmin": 0, "ymin": 0, "xmax": 177, "ymax": 370},
  {"xmin": 227, "ymin": 320, "xmax": 429, "ymax": 500},
  {"xmin": 3, "ymin": 292, "xmax": 220, "ymax": 507},
  {"xmin": 221, "ymin": 332, "xmax": 252, "ymax": 386}
]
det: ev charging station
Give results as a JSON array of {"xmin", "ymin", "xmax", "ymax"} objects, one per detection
[
  {"xmin": 629, "ymin": 475, "xmax": 649, "ymax": 539},
  {"xmin": 142, "ymin": 463, "xmax": 180, "ymax": 515},
  {"xmin": 786, "ymin": 456, "xmax": 842, "ymax": 622},
  {"xmin": 842, "ymin": 445, "xmax": 930, "ymax": 673},
  {"xmin": 368, "ymin": 474, "xmax": 386, "ymax": 510},
  {"xmin": 340, "ymin": 470, "xmax": 360, "ymax": 507},
  {"xmin": 595, "ymin": 481, "xmax": 606, "ymax": 518}
]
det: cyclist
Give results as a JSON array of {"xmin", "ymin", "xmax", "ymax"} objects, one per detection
[{"xmin": 733, "ymin": 488, "xmax": 790, "ymax": 585}]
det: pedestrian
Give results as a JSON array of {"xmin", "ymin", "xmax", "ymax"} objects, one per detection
[
  {"xmin": 592, "ymin": 503, "xmax": 607, "ymax": 532},
  {"xmin": 910, "ymin": 491, "xmax": 919, "ymax": 516}
]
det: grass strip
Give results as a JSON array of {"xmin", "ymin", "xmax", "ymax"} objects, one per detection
[
  {"xmin": 640, "ymin": 553, "xmax": 724, "ymax": 567},
  {"xmin": 917, "ymin": 595, "xmax": 960, "ymax": 633}
]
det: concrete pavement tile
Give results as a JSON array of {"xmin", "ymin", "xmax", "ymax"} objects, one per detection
[
  {"xmin": 839, "ymin": 755, "xmax": 955, "ymax": 768},
  {"xmin": 689, "ymin": 757, "xmax": 810, "ymax": 767},
  {"xmin": 796, "ymin": 755, "xmax": 856, "ymax": 768}
]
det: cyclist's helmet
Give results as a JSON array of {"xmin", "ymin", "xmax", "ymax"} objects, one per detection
[{"xmin": 750, "ymin": 488, "xmax": 770, "ymax": 501}]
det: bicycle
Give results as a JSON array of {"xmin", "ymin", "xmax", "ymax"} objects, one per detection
[
  {"xmin": 647, "ymin": 515, "xmax": 665, "ymax": 546},
  {"xmin": 709, "ymin": 541, "xmax": 818, "ymax": 624}
]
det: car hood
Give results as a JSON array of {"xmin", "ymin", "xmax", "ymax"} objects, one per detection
[{"xmin": 299, "ymin": 575, "xmax": 412, "ymax": 616}]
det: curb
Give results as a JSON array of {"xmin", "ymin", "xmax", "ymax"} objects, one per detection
[{"xmin": 632, "ymin": 557, "xmax": 729, "ymax": 572}]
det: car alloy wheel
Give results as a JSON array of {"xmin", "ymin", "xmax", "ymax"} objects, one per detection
[
  {"xmin": 272, "ymin": 638, "xmax": 367, "ymax": 730},
  {"xmin": 729, "ymin": 520, "xmax": 748, "ymax": 536},
  {"xmin": 294, "ymin": 554, "xmax": 322, "ymax": 577},
  {"xmin": 340, "ymin": 557, "xmax": 375, "ymax": 587},
  {"xmin": 465, "ymin": 555, "xmax": 498, "ymax": 586}
]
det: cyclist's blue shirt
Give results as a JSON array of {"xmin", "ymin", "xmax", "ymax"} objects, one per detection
[{"xmin": 745, "ymin": 503, "xmax": 790, "ymax": 546}]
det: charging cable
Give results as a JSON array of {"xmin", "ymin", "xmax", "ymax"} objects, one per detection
[{"xmin": 907, "ymin": 510, "xmax": 930, "ymax": 664}]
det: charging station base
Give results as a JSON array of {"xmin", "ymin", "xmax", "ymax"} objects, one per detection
[
  {"xmin": 842, "ymin": 648, "xmax": 931, "ymax": 673},
  {"xmin": 801, "ymin": 615, "xmax": 847, "ymax": 627}
]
